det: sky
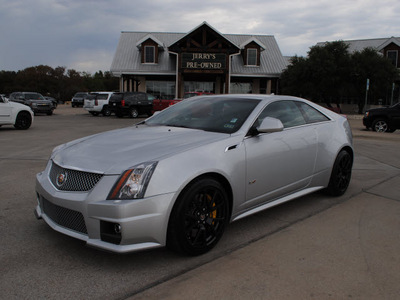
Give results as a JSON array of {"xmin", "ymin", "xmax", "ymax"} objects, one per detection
[{"xmin": 1, "ymin": 0, "xmax": 399, "ymax": 74}]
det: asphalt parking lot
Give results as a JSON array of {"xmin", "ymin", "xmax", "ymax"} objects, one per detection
[{"xmin": 1, "ymin": 105, "xmax": 399, "ymax": 299}]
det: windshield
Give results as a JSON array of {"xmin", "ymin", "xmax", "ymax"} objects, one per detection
[
  {"xmin": 146, "ymin": 96, "xmax": 260, "ymax": 134},
  {"xmin": 25, "ymin": 93, "xmax": 44, "ymax": 100}
]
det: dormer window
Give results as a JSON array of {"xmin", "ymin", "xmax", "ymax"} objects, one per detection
[
  {"xmin": 247, "ymin": 48, "xmax": 257, "ymax": 66},
  {"xmin": 145, "ymin": 46, "xmax": 155, "ymax": 63},
  {"xmin": 387, "ymin": 50, "xmax": 398, "ymax": 67}
]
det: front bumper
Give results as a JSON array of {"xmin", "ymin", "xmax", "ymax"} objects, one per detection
[
  {"xmin": 362, "ymin": 117, "xmax": 372, "ymax": 128},
  {"xmin": 35, "ymin": 167, "xmax": 176, "ymax": 253}
]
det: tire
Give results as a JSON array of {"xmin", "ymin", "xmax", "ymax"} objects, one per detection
[
  {"xmin": 14, "ymin": 111, "xmax": 32, "ymax": 130},
  {"xmin": 102, "ymin": 106, "xmax": 112, "ymax": 116},
  {"xmin": 129, "ymin": 107, "xmax": 139, "ymax": 118},
  {"xmin": 167, "ymin": 178, "xmax": 230, "ymax": 256},
  {"xmin": 372, "ymin": 119, "xmax": 389, "ymax": 132},
  {"xmin": 46, "ymin": 111, "xmax": 53, "ymax": 116},
  {"xmin": 326, "ymin": 150, "xmax": 353, "ymax": 196}
]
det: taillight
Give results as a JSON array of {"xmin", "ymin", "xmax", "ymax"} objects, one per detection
[
  {"xmin": 95, "ymin": 99, "xmax": 98, "ymax": 106},
  {"xmin": 121, "ymin": 99, "xmax": 125, "ymax": 107}
]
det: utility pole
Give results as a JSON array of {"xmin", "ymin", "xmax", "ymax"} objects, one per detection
[{"xmin": 364, "ymin": 78, "xmax": 369, "ymax": 113}]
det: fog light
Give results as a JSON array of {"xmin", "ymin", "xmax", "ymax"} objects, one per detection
[
  {"xmin": 114, "ymin": 224, "xmax": 122, "ymax": 234},
  {"xmin": 100, "ymin": 221, "xmax": 122, "ymax": 245}
]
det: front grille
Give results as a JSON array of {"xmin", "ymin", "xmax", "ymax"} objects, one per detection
[
  {"xmin": 49, "ymin": 161, "xmax": 103, "ymax": 192},
  {"xmin": 42, "ymin": 197, "xmax": 88, "ymax": 234}
]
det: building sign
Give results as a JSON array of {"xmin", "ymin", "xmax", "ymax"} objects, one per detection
[{"xmin": 182, "ymin": 53, "xmax": 226, "ymax": 70}]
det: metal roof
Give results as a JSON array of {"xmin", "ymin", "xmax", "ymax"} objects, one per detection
[
  {"xmin": 316, "ymin": 37, "xmax": 400, "ymax": 53},
  {"xmin": 110, "ymin": 30, "xmax": 288, "ymax": 77}
]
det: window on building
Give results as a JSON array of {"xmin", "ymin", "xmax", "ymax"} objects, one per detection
[
  {"xmin": 230, "ymin": 82, "xmax": 252, "ymax": 94},
  {"xmin": 184, "ymin": 82, "xmax": 214, "ymax": 93},
  {"xmin": 247, "ymin": 48, "xmax": 257, "ymax": 66},
  {"xmin": 387, "ymin": 50, "xmax": 398, "ymax": 67},
  {"xmin": 145, "ymin": 46, "xmax": 155, "ymax": 63},
  {"xmin": 146, "ymin": 81, "xmax": 175, "ymax": 99}
]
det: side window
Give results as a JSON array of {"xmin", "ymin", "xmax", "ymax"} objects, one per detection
[
  {"xmin": 298, "ymin": 102, "xmax": 330, "ymax": 123},
  {"xmin": 146, "ymin": 94, "xmax": 155, "ymax": 101},
  {"xmin": 258, "ymin": 101, "xmax": 306, "ymax": 128}
]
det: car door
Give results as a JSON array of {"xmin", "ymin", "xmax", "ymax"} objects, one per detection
[
  {"xmin": 392, "ymin": 104, "xmax": 400, "ymax": 128},
  {"xmin": 0, "ymin": 96, "xmax": 12, "ymax": 123},
  {"xmin": 242, "ymin": 100, "xmax": 318, "ymax": 210}
]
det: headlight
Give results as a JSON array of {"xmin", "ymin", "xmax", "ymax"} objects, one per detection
[
  {"xmin": 364, "ymin": 112, "xmax": 369, "ymax": 117},
  {"xmin": 108, "ymin": 162, "xmax": 158, "ymax": 200}
]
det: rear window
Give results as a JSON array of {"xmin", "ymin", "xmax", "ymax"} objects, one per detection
[{"xmin": 74, "ymin": 93, "xmax": 87, "ymax": 97}]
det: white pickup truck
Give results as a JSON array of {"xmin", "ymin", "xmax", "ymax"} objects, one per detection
[{"xmin": 0, "ymin": 95, "xmax": 34, "ymax": 129}]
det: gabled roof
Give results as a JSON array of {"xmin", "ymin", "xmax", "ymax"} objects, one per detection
[
  {"xmin": 377, "ymin": 37, "xmax": 400, "ymax": 51},
  {"xmin": 316, "ymin": 37, "xmax": 400, "ymax": 53},
  {"xmin": 168, "ymin": 21, "xmax": 240, "ymax": 54},
  {"xmin": 110, "ymin": 23, "xmax": 288, "ymax": 77},
  {"xmin": 239, "ymin": 37, "xmax": 267, "ymax": 51},
  {"xmin": 135, "ymin": 34, "xmax": 164, "ymax": 48}
]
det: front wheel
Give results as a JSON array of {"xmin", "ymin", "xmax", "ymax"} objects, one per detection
[
  {"xmin": 372, "ymin": 119, "xmax": 389, "ymax": 132},
  {"xmin": 14, "ymin": 111, "xmax": 32, "ymax": 130},
  {"xmin": 167, "ymin": 178, "xmax": 230, "ymax": 256},
  {"xmin": 326, "ymin": 150, "xmax": 353, "ymax": 196}
]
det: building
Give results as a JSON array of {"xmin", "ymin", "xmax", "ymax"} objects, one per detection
[
  {"xmin": 317, "ymin": 36, "xmax": 400, "ymax": 68},
  {"xmin": 110, "ymin": 22, "xmax": 288, "ymax": 99}
]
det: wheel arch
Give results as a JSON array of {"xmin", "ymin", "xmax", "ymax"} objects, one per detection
[{"xmin": 170, "ymin": 172, "xmax": 234, "ymax": 222}]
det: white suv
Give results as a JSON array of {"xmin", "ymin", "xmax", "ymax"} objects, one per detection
[
  {"xmin": 84, "ymin": 92, "xmax": 114, "ymax": 116},
  {"xmin": 0, "ymin": 95, "xmax": 34, "ymax": 129}
]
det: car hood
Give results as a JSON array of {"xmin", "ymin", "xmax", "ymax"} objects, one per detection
[{"xmin": 52, "ymin": 125, "xmax": 227, "ymax": 174}]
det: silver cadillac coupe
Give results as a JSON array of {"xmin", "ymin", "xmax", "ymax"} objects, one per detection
[{"xmin": 35, "ymin": 95, "xmax": 353, "ymax": 255}]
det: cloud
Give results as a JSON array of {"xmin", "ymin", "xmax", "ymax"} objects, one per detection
[{"xmin": 0, "ymin": 0, "xmax": 399, "ymax": 72}]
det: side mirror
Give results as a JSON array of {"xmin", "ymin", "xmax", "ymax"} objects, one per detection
[{"xmin": 257, "ymin": 117, "xmax": 284, "ymax": 133}]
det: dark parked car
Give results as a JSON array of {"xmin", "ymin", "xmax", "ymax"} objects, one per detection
[
  {"xmin": 71, "ymin": 92, "xmax": 88, "ymax": 107},
  {"xmin": 108, "ymin": 92, "xmax": 155, "ymax": 118},
  {"xmin": 9, "ymin": 92, "xmax": 54, "ymax": 115},
  {"xmin": 44, "ymin": 96, "xmax": 58, "ymax": 108},
  {"xmin": 363, "ymin": 102, "xmax": 400, "ymax": 132}
]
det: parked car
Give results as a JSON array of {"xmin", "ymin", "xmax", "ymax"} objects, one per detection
[
  {"xmin": 34, "ymin": 95, "xmax": 353, "ymax": 255},
  {"xmin": 108, "ymin": 92, "xmax": 155, "ymax": 118},
  {"xmin": 83, "ymin": 92, "xmax": 114, "ymax": 116},
  {"xmin": 8, "ymin": 92, "xmax": 54, "ymax": 115},
  {"xmin": 363, "ymin": 102, "xmax": 400, "ymax": 132},
  {"xmin": 44, "ymin": 96, "xmax": 58, "ymax": 109},
  {"xmin": 152, "ymin": 98, "xmax": 181, "ymax": 113},
  {"xmin": 0, "ymin": 94, "xmax": 34, "ymax": 129},
  {"xmin": 71, "ymin": 92, "xmax": 88, "ymax": 107},
  {"xmin": 184, "ymin": 91, "xmax": 213, "ymax": 99}
]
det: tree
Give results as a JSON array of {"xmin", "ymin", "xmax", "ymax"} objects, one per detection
[{"xmin": 280, "ymin": 41, "xmax": 399, "ymax": 112}]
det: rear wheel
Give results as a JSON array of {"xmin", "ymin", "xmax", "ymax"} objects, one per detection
[
  {"xmin": 130, "ymin": 107, "xmax": 139, "ymax": 118},
  {"xmin": 102, "ymin": 106, "xmax": 112, "ymax": 116},
  {"xmin": 326, "ymin": 150, "xmax": 353, "ymax": 196},
  {"xmin": 372, "ymin": 119, "xmax": 388, "ymax": 132},
  {"xmin": 14, "ymin": 111, "xmax": 32, "ymax": 130},
  {"xmin": 167, "ymin": 178, "xmax": 230, "ymax": 256}
]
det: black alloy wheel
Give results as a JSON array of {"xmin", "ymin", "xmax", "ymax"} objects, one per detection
[
  {"xmin": 14, "ymin": 111, "xmax": 32, "ymax": 130},
  {"xmin": 102, "ymin": 106, "xmax": 112, "ymax": 116},
  {"xmin": 167, "ymin": 178, "xmax": 230, "ymax": 256},
  {"xmin": 326, "ymin": 150, "xmax": 353, "ymax": 196}
]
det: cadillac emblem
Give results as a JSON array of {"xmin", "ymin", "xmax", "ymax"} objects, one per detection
[{"xmin": 56, "ymin": 172, "xmax": 67, "ymax": 187}]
